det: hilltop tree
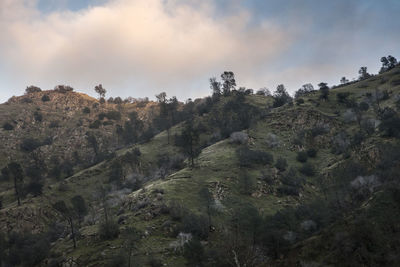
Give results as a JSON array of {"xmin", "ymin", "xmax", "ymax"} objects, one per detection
[
  {"xmin": 295, "ymin": 83, "xmax": 314, "ymax": 98},
  {"xmin": 273, "ymin": 84, "xmax": 292, "ymax": 107},
  {"xmin": 358, "ymin": 67, "xmax": 370, "ymax": 80},
  {"xmin": 318, "ymin": 82, "xmax": 329, "ymax": 100},
  {"xmin": 25, "ymin": 86, "xmax": 42, "ymax": 94},
  {"xmin": 210, "ymin": 77, "xmax": 221, "ymax": 97},
  {"xmin": 7, "ymin": 162, "xmax": 24, "ymax": 206},
  {"xmin": 94, "ymin": 84, "xmax": 106, "ymax": 99},
  {"xmin": 340, "ymin": 77, "xmax": 349, "ymax": 84},
  {"xmin": 380, "ymin": 55, "xmax": 398, "ymax": 73},
  {"xmin": 221, "ymin": 71, "xmax": 236, "ymax": 96}
]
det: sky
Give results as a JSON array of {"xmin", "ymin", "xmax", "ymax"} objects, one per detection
[{"xmin": 1, "ymin": 0, "xmax": 400, "ymax": 103}]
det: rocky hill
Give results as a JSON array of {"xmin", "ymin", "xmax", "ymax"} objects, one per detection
[{"xmin": 1, "ymin": 65, "xmax": 400, "ymax": 266}]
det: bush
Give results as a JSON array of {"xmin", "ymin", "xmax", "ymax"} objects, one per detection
[
  {"xmin": 20, "ymin": 138, "xmax": 42, "ymax": 152},
  {"xmin": 83, "ymin": 107, "xmax": 91, "ymax": 114},
  {"xmin": 183, "ymin": 238, "xmax": 204, "ymax": 265},
  {"xmin": 275, "ymin": 157, "xmax": 287, "ymax": 172},
  {"xmin": 182, "ymin": 213, "xmax": 209, "ymax": 239},
  {"xmin": 89, "ymin": 120, "xmax": 101, "ymax": 129},
  {"xmin": 359, "ymin": 101, "xmax": 369, "ymax": 111},
  {"xmin": 25, "ymin": 181, "xmax": 44, "ymax": 196},
  {"xmin": 306, "ymin": 148, "xmax": 317, "ymax": 158},
  {"xmin": 237, "ymin": 147, "xmax": 273, "ymax": 167},
  {"xmin": 54, "ymin": 85, "xmax": 73, "ymax": 93},
  {"xmin": 266, "ymin": 133, "xmax": 280, "ymax": 148},
  {"xmin": 277, "ymin": 185, "xmax": 300, "ymax": 196},
  {"xmin": 25, "ymin": 86, "xmax": 42, "ymax": 94},
  {"xmin": 33, "ymin": 111, "xmax": 43, "ymax": 122},
  {"xmin": 336, "ymin": 92, "xmax": 351, "ymax": 103},
  {"xmin": 229, "ymin": 132, "xmax": 248, "ymax": 144},
  {"xmin": 105, "ymin": 110, "xmax": 121, "ymax": 121},
  {"xmin": 296, "ymin": 151, "xmax": 308, "ymax": 162},
  {"xmin": 2, "ymin": 122, "xmax": 14, "ymax": 131},
  {"xmin": 98, "ymin": 220, "xmax": 120, "ymax": 240},
  {"xmin": 41, "ymin": 95, "xmax": 50, "ymax": 102},
  {"xmin": 21, "ymin": 98, "xmax": 33, "ymax": 103},
  {"xmin": 296, "ymin": 98, "xmax": 305, "ymax": 105},
  {"xmin": 49, "ymin": 121, "xmax": 60, "ymax": 128},
  {"xmin": 299, "ymin": 163, "xmax": 315, "ymax": 176}
]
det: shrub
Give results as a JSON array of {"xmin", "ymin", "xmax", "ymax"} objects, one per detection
[
  {"xmin": 20, "ymin": 138, "xmax": 42, "ymax": 152},
  {"xmin": 41, "ymin": 95, "xmax": 50, "ymax": 102},
  {"xmin": 98, "ymin": 220, "xmax": 120, "ymax": 240},
  {"xmin": 2, "ymin": 122, "xmax": 14, "ymax": 131},
  {"xmin": 299, "ymin": 163, "xmax": 315, "ymax": 176},
  {"xmin": 275, "ymin": 157, "xmax": 287, "ymax": 172},
  {"xmin": 21, "ymin": 98, "xmax": 33, "ymax": 103},
  {"xmin": 25, "ymin": 181, "xmax": 44, "ymax": 196},
  {"xmin": 237, "ymin": 147, "xmax": 273, "ymax": 167},
  {"xmin": 296, "ymin": 151, "xmax": 308, "ymax": 163},
  {"xmin": 359, "ymin": 101, "xmax": 369, "ymax": 111},
  {"xmin": 277, "ymin": 185, "xmax": 300, "ymax": 196},
  {"xmin": 181, "ymin": 213, "xmax": 209, "ymax": 239},
  {"xmin": 25, "ymin": 86, "xmax": 42, "ymax": 94},
  {"xmin": 229, "ymin": 132, "xmax": 248, "ymax": 144},
  {"xmin": 54, "ymin": 85, "xmax": 73, "ymax": 93},
  {"xmin": 336, "ymin": 92, "xmax": 351, "ymax": 103},
  {"xmin": 89, "ymin": 120, "xmax": 101, "ymax": 129},
  {"xmin": 306, "ymin": 148, "xmax": 317, "ymax": 157},
  {"xmin": 310, "ymin": 124, "xmax": 329, "ymax": 137},
  {"xmin": 49, "ymin": 121, "xmax": 60, "ymax": 128},
  {"xmin": 296, "ymin": 98, "xmax": 305, "ymax": 105},
  {"xmin": 106, "ymin": 110, "xmax": 121, "ymax": 121},
  {"xmin": 83, "ymin": 107, "xmax": 90, "ymax": 114},
  {"xmin": 266, "ymin": 133, "xmax": 280, "ymax": 148},
  {"xmin": 33, "ymin": 111, "xmax": 43, "ymax": 122},
  {"xmin": 239, "ymin": 172, "xmax": 255, "ymax": 195},
  {"xmin": 183, "ymin": 238, "xmax": 204, "ymax": 265}
]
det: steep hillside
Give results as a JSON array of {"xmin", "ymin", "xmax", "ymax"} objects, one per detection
[{"xmin": 1, "ymin": 65, "xmax": 400, "ymax": 266}]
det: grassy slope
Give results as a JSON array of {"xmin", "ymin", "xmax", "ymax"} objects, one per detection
[{"xmin": 1, "ymin": 66, "xmax": 400, "ymax": 266}]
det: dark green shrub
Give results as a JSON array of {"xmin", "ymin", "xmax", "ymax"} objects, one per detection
[
  {"xmin": 296, "ymin": 151, "xmax": 308, "ymax": 162},
  {"xmin": 299, "ymin": 163, "xmax": 315, "ymax": 176},
  {"xmin": 41, "ymin": 95, "xmax": 50, "ymax": 102},
  {"xmin": 21, "ymin": 98, "xmax": 33, "ymax": 103},
  {"xmin": 33, "ymin": 111, "xmax": 43, "ymax": 122},
  {"xmin": 237, "ymin": 147, "xmax": 273, "ymax": 167},
  {"xmin": 20, "ymin": 138, "xmax": 41, "ymax": 152},
  {"xmin": 98, "ymin": 220, "xmax": 120, "ymax": 240},
  {"xmin": 306, "ymin": 148, "xmax": 317, "ymax": 157},
  {"xmin": 2, "ymin": 122, "xmax": 14, "ymax": 131},
  {"xmin": 25, "ymin": 181, "xmax": 44, "ymax": 196},
  {"xmin": 183, "ymin": 238, "xmax": 204, "ymax": 265},
  {"xmin": 275, "ymin": 157, "xmax": 287, "ymax": 172},
  {"xmin": 89, "ymin": 120, "xmax": 101, "ymax": 129},
  {"xmin": 359, "ymin": 101, "xmax": 369, "ymax": 111},
  {"xmin": 182, "ymin": 213, "xmax": 209, "ymax": 239},
  {"xmin": 336, "ymin": 92, "xmax": 351, "ymax": 103},
  {"xmin": 25, "ymin": 86, "xmax": 42, "ymax": 94},
  {"xmin": 296, "ymin": 98, "xmax": 305, "ymax": 105},
  {"xmin": 49, "ymin": 120, "xmax": 60, "ymax": 128},
  {"xmin": 105, "ymin": 110, "xmax": 121, "ymax": 121},
  {"xmin": 83, "ymin": 107, "xmax": 90, "ymax": 114}
]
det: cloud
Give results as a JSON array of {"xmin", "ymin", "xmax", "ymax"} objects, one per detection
[{"xmin": 0, "ymin": 0, "xmax": 290, "ymax": 101}]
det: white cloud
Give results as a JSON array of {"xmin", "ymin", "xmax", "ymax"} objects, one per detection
[{"xmin": 0, "ymin": 0, "xmax": 290, "ymax": 101}]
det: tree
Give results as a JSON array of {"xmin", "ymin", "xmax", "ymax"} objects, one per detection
[
  {"xmin": 380, "ymin": 55, "xmax": 398, "ymax": 73},
  {"xmin": 358, "ymin": 67, "xmax": 370, "ymax": 80},
  {"xmin": 86, "ymin": 132, "xmax": 99, "ymax": 157},
  {"xmin": 210, "ymin": 77, "xmax": 221, "ymax": 97},
  {"xmin": 94, "ymin": 84, "xmax": 106, "ymax": 99},
  {"xmin": 25, "ymin": 86, "xmax": 42, "ymax": 94},
  {"xmin": 70, "ymin": 195, "xmax": 88, "ymax": 227},
  {"xmin": 221, "ymin": 71, "xmax": 236, "ymax": 96},
  {"xmin": 7, "ymin": 162, "xmax": 24, "ymax": 206},
  {"xmin": 340, "ymin": 77, "xmax": 349, "ymax": 84},
  {"xmin": 318, "ymin": 82, "xmax": 329, "ymax": 100},
  {"xmin": 295, "ymin": 83, "xmax": 314, "ymax": 98},
  {"xmin": 179, "ymin": 121, "xmax": 200, "ymax": 167},
  {"xmin": 52, "ymin": 200, "xmax": 77, "ymax": 249},
  {"xmin": 199, "ymin": 187, "xmax": 213, "ymax": 229},
  {"xmin": 273, "ymin": 84, "xmax": 292, "ymax": 107}
]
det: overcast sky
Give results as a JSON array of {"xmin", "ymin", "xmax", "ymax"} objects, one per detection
[{"xmin": 1, "ymin": 0, "xmax": 400, "ymax": 103}]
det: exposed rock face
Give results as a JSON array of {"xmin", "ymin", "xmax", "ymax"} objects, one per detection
[{"xmin": 0, "ymin": 90, "xmax": 157, "ymax": 172}]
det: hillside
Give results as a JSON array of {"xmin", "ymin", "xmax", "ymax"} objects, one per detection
[{"xmin": 1, "ymin": 65, "xmax": 400, "ymax": 266}]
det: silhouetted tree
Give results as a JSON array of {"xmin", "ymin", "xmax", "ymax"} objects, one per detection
[
  {"xmin": 25, "ymin": 86, "xmax": 41, "ymax": 94},
  {"xmin": 210, "ymin": 77, "xmax": 221, "ymax": 97},
  {"xmin": 295, "ymin": 83, "xmax": 314, "ymax": 98},
  {"xmin": 94, "ymin": 84, "xmax": 106, "ymax": 99},
  {"xmin": 273, "ymin": 84, "xmax": 292, "ymax": 107},
  {"xmin": 358, "ymin": 67, "xmax": 370, "ymax": 80},
  {"xmin": 318, "ymin": 82, "xmax": 329, "ymax": 100},
  {"xmin": 53, "ymin": 200, "xmax": 77, "ymax": 249},
  {"xmin": 179, "ymin": 121, "xmax": 200, "ymax": 167},
  {"xmin": 340, "ymin": 77, "xmax": 349, "ymax": 84},
  {"xmin": 221, "ymin": 71, "xmax": 236, "ymax": 96}
]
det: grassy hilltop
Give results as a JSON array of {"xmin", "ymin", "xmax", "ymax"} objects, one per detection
[{"xmin": 1, "ymin": 64, "xmax": 400, "ymax": 266}]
